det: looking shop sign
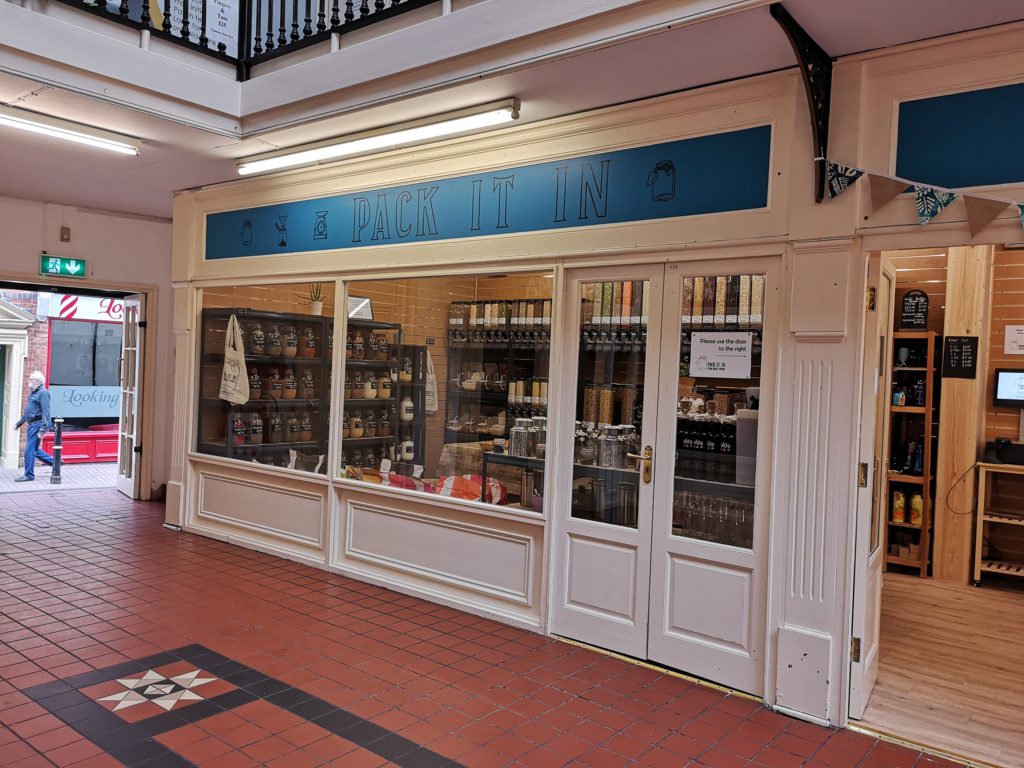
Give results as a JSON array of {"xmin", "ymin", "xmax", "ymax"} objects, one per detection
[
  {"xmin": 206, "ymin": 125, "xmax": 772, "ymax": 260},
  {"xmin": 49, "ymin": 386, "xmax": 121, "ymax": 419}
]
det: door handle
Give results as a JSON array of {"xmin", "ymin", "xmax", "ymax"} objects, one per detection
[
  {"xmin": 116, "ymin": 357, "xmax": 123, "ymax": 386},
  {"xmin": 627, "ymin": 445, "xmax": 654, "ymax": 484}
]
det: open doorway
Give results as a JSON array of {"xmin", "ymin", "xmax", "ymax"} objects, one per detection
[
  {"xmin": 850, "ymin": 246, "xmax": 1024, "ymax": 766},
  {"xmin": 0, "ymin": 282, "xmax": 145, "ymax": 498}
]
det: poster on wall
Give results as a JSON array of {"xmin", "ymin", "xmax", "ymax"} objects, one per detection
[
  {"xmin": 689, "ymin": 332, "xmax": 753, "ymax": 379},
  {"xmin": 107, "ymin": 0, "xmax": 238, "ymax": 56},
  {"xmin": 1005, "ymin": 325, "xmax": 1024, "ymax": 355}
]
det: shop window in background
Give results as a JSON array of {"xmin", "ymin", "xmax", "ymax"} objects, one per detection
[
  {"xmin": 196, "ymin": 283, "xmax": 333, "ymax": 474},
  {"xmin": 49, "ymin": 319, "xmax": 123, "ymax": 427},
  {"xmin": 340, "ymin": 273, "xmax": 553, "ymax": 512}
]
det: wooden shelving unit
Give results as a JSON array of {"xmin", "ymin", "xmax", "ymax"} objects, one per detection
[
  {"xmin": 973, "ymin": 462, "xmax": 1024, "ymax": 584},
  {"xmin": 884, "ymin": 331, "xmax": 938, "ymax": 576}
]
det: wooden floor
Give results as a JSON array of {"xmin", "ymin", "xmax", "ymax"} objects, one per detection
[{"xmin": 858, "ymin": 573, "xmax": 1024, "ymax": 767}]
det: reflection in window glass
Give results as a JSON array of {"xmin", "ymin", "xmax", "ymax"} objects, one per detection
[
  {"xmin": 672, "ymin": 274, "xmax": 764, "ymax": 549},
  {"xmin": 340, "ymin": 273, "xmax": 553, "ymax": 512},
  {"xmin": 196, "ymin": 283, "xmax": 333, "ymax": 474}
]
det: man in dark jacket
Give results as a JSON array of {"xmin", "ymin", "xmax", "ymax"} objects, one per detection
[{"xmin": 14, "ymin": 370, "xmax": 53, "ymax": 482}]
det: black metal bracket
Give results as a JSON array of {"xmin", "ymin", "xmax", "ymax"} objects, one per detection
[{"xmin": 770, "ymin": 3, "xmax": 833, "ymax": 203}]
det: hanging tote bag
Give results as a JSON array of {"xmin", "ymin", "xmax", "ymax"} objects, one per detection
[{"xmin": 219, "ymin": 314, "xmax": 250, "ymax": 405}]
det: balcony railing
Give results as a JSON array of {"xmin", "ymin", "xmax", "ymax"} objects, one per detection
[{"xmin": 54, "ymin": 0, "xmax": 436, "ymax": 80}]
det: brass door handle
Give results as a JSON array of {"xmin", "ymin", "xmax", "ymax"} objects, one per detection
[{"xmin": 627, "ymin": 445, "xmax": 653, "ymax": 483}]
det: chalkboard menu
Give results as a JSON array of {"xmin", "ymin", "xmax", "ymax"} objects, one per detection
[
  {"xmin": 900, "ymin": 289, "xmax": 929, "ymax": 330},
  {"xmin": 942, "ymin": 336, "xmax": 979, "ymax": 379}
]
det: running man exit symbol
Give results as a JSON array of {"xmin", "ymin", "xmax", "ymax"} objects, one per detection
[{"xmin": 39, "ymin": 254, "xmax": 87, "ymax": 279}]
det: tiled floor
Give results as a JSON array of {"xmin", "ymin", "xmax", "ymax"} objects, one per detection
[
  {"xmin": 0, "ymin": 492, "xmax": 960, "ymax": 768},
  {"xmin": 0, "ymin": 462, "xmax": 116, "ymax": 493}
]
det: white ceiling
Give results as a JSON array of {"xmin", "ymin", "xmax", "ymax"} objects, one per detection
[{"xmin": 0, "ymin": 0, "xmax": 1020, "ymax": 219}]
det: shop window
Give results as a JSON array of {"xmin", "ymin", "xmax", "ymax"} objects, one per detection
[
  {"xmin": 196, "ymin": 282, "xmax": 334, "ymax": 474},
  {"xmin": 339, "ymin": 273, "xmax": 553, "ymax": 512},
  {"xmin": 49, "ymin": 319, "xmax": 123, "ymax": 426}
]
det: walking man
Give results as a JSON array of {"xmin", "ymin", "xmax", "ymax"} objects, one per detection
[{"xmin": 14, "ymin": 370, "xmax": 53, "ymax": 482}]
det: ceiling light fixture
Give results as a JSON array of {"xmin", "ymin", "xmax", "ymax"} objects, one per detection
[
  {"xmin": 237, "ymin": 98, "xmax": 520, "ymax": 176},
  {"xmin": 0, "ymin": 105, "xmax": 141, "ymax": 156}
]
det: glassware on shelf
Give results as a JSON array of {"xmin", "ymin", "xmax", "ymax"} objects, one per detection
[
  {"xmin": 362, "ymin": 375, "xmax": 377, "ymax": 399},
  {"xmin": 399, "ymin": 395, "xmax": 415, "ymax": 422},
  {"xmin": 300, "ymin": 413, "xmax": 314, "ymax": 442},
  {"xmin": 300, "ymin": 369, "xmax": 316, "ymax": 399},
  {"xmin": 379, "ymin": 407, "xmax": 393, "ymax": 437},
  {"xmin": 364, "ymin": 411, "xmax": 377, "ymax": 438},
  {"xmin": 286, "ymin": 413, "xmax": 301, "ymax": 441},
  {"xmin": 266, "ymin": 324, "xmax": 283, "ymax": 356},
  {"xmin": 232, "ymin": 414, "xmax": 247, "ymax": 447},
  {"xmin": 267, "ymin": 413, "xmax": 284, "ymax": 443},
  {"xmin": 249, "ymin": 321, "xmax": 265, "ymax": 354},
  {"xmin": 352, "ymin": 327, "xmax": 365, "ymax": 360},
  {"xmin": 510, "ymin": 418, "xmax": 531, "ymax": 457},
  {"xmin": 299, "ymin": 327, "xmax": 318, "ymax": 358},
  {"xmin": 349, "ymin": 411, "xmax": 365, "ymax": 438},
  {"xmin": 283, "ymin": 368, "xmax": 297, "ymax": 400},
  {"xmin": 249, "ymin": 369, "xmax": 263, "ymax": 399},
  {"xmin": 283, "ymin": 325, "xmax": 299, "ymax": 358},
  {"xmin": 250, "ymin": 412, "xmax": 264, "ymax": 445}
]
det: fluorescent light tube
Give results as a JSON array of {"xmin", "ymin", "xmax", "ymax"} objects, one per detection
[
  {"xmin": 0, "ymin": 105, "xmax": 141, "ymax": 156},
  {"xmin": 237, "ymin": 99, "xmax": 520, "ymax": 176}
]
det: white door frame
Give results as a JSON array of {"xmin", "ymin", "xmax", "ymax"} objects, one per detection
[{"xmin": 0, "ymin": 300, "xmax": 35, "ymax": 469}]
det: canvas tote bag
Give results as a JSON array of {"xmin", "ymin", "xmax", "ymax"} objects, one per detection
[{"xmin": 219, "ymin": 314, "xmax": 250, "ymax": 405}]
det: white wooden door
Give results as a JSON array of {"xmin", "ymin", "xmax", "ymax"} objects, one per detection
[
  {"xmin": 116, "ymin": 294, "xmax": 145, "ymax": 499},
  {"xmin": 647, "ymin": 261, "xmax": 777, "ymax": 696},
  {"xmin": 549, "ymin": 266, "xmax": 665, "ymax": 658},
  {"xmin": 849, "ymin": 258, "xmax": 895, "ymax": 718}
]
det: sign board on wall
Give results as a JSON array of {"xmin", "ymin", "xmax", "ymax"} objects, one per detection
[
  {"xmin": 37, "ymin": 293, "xmax": 124, "ymax": 322},
  {"xmin": 942, "ymin": 336, "xmax": 979, "ymax": 379},
  {"xmin": 206, "ymin": 125, "xmax": 773, "ymax": 260},
  {"xmin": 899, "ymin": 289, "xmax": 929, "ymax": 330},
  {"xmin": 689, "ymin": 332, "xmax": 753, "ymax": 379},
  {"xmin": 49, "ymin": 386, "xmax": 121, "ymax": 419},
  {"xmin": 1005, "ymin": 325, "xmax": 1024, "ymax": 355}
]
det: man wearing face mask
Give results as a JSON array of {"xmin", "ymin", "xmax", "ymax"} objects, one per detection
[{"xmin": 14, "ymin": 370, "xmax": 53, "ymax": 482}]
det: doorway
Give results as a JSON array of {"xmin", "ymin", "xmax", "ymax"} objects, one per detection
[
  {"xmin": 0, "ymin": 282, "xmax": 147, "ymax": 499},
  {"xmin": 550, "ymin": 258, "xmax": 778, "ymax": 696}
]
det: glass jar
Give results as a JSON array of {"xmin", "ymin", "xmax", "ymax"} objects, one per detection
[
  {"xmin": 349, "ymin": 411, "xmax": 365, "ymax": 438},
  {"xmin": 352, "ymin": 328, "xmax": 365, "ymax": 360},
  {"xmin": 367, "ymin": 333, "xmax": 380, "ymax": 361},
  {"xmin": 351, "ymin": 448, "xmax": 364, "ymax": 467},
  {"xmin": 248, "ymin": 369, "xmax": 262, "ymax": 400},
  {"xmin": 343, "ymin": 374, "xmax": 352, "ymax": 399},
  {"xmin": 267, "ymin": 413, "xmax": 283, "ymax": 443},
  {"xmin": 377, "ymin": 377, "xmax": 392, "ymax": 399},
  {"xmin": 510, "ymin": 418, "xmax": 532, "ymax": 457},
  {"xmin": 578, "ymin": 421, "xmax": 598, "ymax": 465},
  {"xmin": 266, "ymin": 367, "xmax": 283, "ymax": 400},
  {"xmin": 379, "ymin": 408, "xmax": 392, "ymax": 437},
  {"xmin": 249, "ymin": 412, "xmax": 264, "ymax": 445},
  {"xmin": 283, "ymin": 325, "xmax": 299, "ymax": 358},
  {"xmin": 398, "ymin": 395, "xmax": 414, "ymax": 422},
  {"xmin": 266, "ymin": 324, "xmax": 283, "ymax": 356},
  {"xmin": 342, "ymin": 412, "xmax": 350, "ymax": 439},
  {"xmin": 363, "ymin": 376, "xmax": 377, "ymax": 399},
  {"xmin": 365, "ymin": 447, "xmax": 378, "ymax": 468},
  {"xmin": 300, "ymin": 413, "xmax": 314, "ymax": 442},
  {"xmin": 327, "ymin": 326, "xmax": 334, "ymax": 359},
  {"xmin": 598, "ymin": 425, "xmax": 621, "ymax": 468},
  {"xmin": 249, "ymin": 321, "xmax": 265, "ymax": 355},
  {"xmin": 375, "ymin": 333, "xmax": 390, "ymax": 361},
  {"xmin": 531, "ymin": 416, "xmax": 547, "ymax": 459},
  {"xmin": 299, "ymin": 326, "xmax": 318, "ymax": 358},
  {"xmin": 619, "ymin": 425, "xmax": 637, "ymax": 469},
  {"xmin": 401, "ymin": 439, "xmax": 414, "ymax": 462},
  {"xmin": 352, "ymin": 370, "xmax": 364, "ymax": 397},
  {"xmin": 400, "ymin": 356, "xmax": 414, "ymax": 382},
  {"xmin": 232, "ymin": 414, "xmax": 247, "ymax": 447},
  {"xmin": 301, "ymin": 369, "xmax": 317, "ymax": 399},
  {"xmin": 286, "ymin": 413, "xmax": 301, "ymax": 441},
  {"xmin": 364, "ymin": 411, "xmax": 377, "ymax": 438},
  {"xmin": 345, "ymin": 330, "xmax": 354, "ymax": 359},
  {"xmin": 283, "ymin": 368, "xmax": 297, "ymax": 400}
]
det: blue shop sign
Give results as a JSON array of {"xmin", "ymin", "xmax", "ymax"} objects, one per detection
[{"xmin": 205, "ymin": 125, "xmax": 772, "ymax": 260}]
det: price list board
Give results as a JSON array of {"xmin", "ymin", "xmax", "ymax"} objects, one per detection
[{"xmin": 941, "ymin": 335, "xmax": 979, "ymax": 379}]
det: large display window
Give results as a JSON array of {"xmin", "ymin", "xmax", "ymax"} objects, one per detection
[
  {"xmin": 195, "ymin": 282, "xmax": 334, "ymax": 474},
  {"xmin": 339, "ymin": 272, "xmax": 553, "ymax": 512}
]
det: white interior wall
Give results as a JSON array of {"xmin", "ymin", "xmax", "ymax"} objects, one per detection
[{"xmin": 0, "ymin": 196, "xmax": 173, "ymax": 496}]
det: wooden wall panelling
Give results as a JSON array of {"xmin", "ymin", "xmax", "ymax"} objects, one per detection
[
  {"xmin": 986, "ymin": 248, "xmax": 1024, "ymax": 443},
  {"xmin": 933, "ymin": 246, "xmax": 993, "ymax": 583}
]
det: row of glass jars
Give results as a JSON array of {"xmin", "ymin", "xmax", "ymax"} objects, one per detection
[
  {"xmin": 231, "ymin": 410, "xmax": 316, "ymax": 446},
  {"xmin": 248, "ymin": 367, "xmax": 317, "ymax": 400},
  {"xmin": 345, "ymin": 329, "xmax": 395, "ymax": 361},
  {"xmin": 341, "ymin": 439, "xmax": 416, "ymax": 469},
  {"xmin": 241, "ymin": 321, "xmax": 329, "ymax": 358},
  {"xmin": 343, "ymin": 367, "xmax": 413, "ymax": 399},
  {"xmin": 574, "ymin": 422, "xmax": 640, "ymax": 469},
  {"xmin": 341, "ymin": 401, "xmax": 415, "ymax": 438},
  {"xmin": 508, "ymin": 416, "xmax": 547, "ymax": 459}
]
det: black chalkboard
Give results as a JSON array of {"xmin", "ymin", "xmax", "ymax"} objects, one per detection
[
  {"xmin": 942, "ymin": 336, "xmax": 979, "ymax": 379},
  {"xmin": 900, "ymin": 289, "xmax": 929, "ymax": 330}
]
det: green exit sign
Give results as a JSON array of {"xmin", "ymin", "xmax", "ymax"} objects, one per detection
[{"xmin": 40, "ymin": 254, "xmax": 87, "ymax": 279}]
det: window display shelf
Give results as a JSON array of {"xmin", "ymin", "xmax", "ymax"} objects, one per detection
[
  {"xmin": 200, "ymin": 397, "xmax": 322, "ymax": 408},
  {"xmin": 344, "ymin": 397, "xmax": 396, "ymax": 406},
  {"xmin": 202, "ymin": 352, "xmax": 323, "ymax": 365},
  {"xmin": 198, "ymin": 440, "xmax": 319, "ymax": 452},
  {"xmin": 342, "ymin": 435, "xmax": 398, "ymax": 444}
]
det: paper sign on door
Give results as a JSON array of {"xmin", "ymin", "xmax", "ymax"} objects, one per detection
[
  {"xmin": 1005, "ymin": 325, "xmax": 1024, "ymax": 355},
  {"xmin": 690, "ymin": 332, "xmax": 753, "ymax": 379}
]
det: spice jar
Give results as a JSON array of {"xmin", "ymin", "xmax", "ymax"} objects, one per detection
[
  {"xmin": 343, "ymin": 374, "xmax": 352, "ymax": 399},
  {"xmin": 510, "ymin": 418, "xmax": 531, "ymax": 457},
  {"xmin": 362, "ymin": 376, "xmax": 377, "ymax": 399},
  {"xmin": 364, "ymin": 411, "xmax": 377, "ymax": 438},
  {"xmin": 232, "ymin": 414, "xmax": 247, "ymax": 447},
  {"xmin": 351, "ymin": 448, "xmax": 364, "ymax": 467},
  {"xmin": 345, "ymin": 330, "xmax": 354, "ymax": 359},
  {"xmin": 377, "ymin": 376, "xmax": 392, "ymax": 399},
  {"xmin": 327, "ymin": 327, "xmax": 334, "ymax": 359},
  {"xmin": 300, "ymin": 412, "xmax": 314, "ymax": 442},
  {"xmin": 249, "ymin": 321, "xmax": 265, "ymax": 355},
  {"xmin": 248, "ymin": 369, "xmax": 262, "ymax": 400},
  {"xmin": 400, "ymin": 356, "xmax": 413, "ymax": 383},
  {"xmin": 365, "ymin": 447, "xmax": 378, "ymax": 468},
  {"xmin": 286, "ymin": 413, "xmax": 301, "ymax": 441},
  {"xmin": 283, "ymin": 369, "xmax": 297, "ymax": 400},
  {"xmin": 267, "ymin": 413, "xmax": 283, "ymax": 443},
  {"xmin": 283, "ymin": 325, "xmax": 299, "ymax": 358},
  {"xmin": 352, "ymin": 370, "xmax": 364, "ymax": 397},
  {"xmin": 379, "ymin": 408, "xmax": 392, "ymax": 437},
  {"xmin": 299, "ymin": 326, "xmax": 318, "ymax": 358},
  {"xmin": 598, "ymin": 425, "xmax": 621, "ymax": 467},
  {"xmin": 266, "ymin": 324, "xmax": 283, "ymax": 356},
  {"xmin": 249, "ymin": 412, "xmax": 264, "ymax": 445},
  {"xmin": 892, "ymin": 491, "xmax": 906, "ymax": 523},
  {"xmin": 342, "ymin": 412, "xmax": 350, "ymax": 439},
  {"xmin": 349, "ymin": 411, "xmax": 365, "ymax": 438},
  {"xmin": 401, "ymin": 439, "xmax": 414, "ymax": 462},
  {"xmin": 375, "ymin": 334, "xmax": 390, "ymax": 361},
  {"xmin": 300, "ymin": 369, "xmax": 316, "ymax": 399},
  {"xmin": 399, "ymin": 395, "xmax": 415, "ymax": 422},
  {"xmin": 266, "ymin": 368, "xmax": 283, "ymax": 400},
  {"xmin": 367, "ymin": 334, "xmax": 380, "ymax": 361},
  {"xmin": 598, "ymin": 385, "xmax": 615, "ymax": 425},
  {"xmin": 352, "ymin": 327, "xmax": 365, "ymax": 360}
]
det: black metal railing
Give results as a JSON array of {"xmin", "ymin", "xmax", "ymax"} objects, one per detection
[{"xmin": 52, "ymin": 0, "xmax": 435, "ymax": 80}]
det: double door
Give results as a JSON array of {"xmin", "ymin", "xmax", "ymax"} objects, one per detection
[{"xmin": 550, "ymin": 260, "xmax": 776, "ymax": 696}]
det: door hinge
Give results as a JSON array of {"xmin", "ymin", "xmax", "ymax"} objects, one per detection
[
  {"xmin": 851, "ymin": 636, "xmax": 861, "ymax": 663},
  {"xmin": 865, "ymin": 287, "xmax": 877, "ymax": 311},
  {"xmin": 857, "ymin": 462, "xmax": 868, "ymax": 488},
  {"xmin": 133, "ymin": 445, "xmax": 143, "ymax": 454},
  {"xmin": 138, "ymin": 321, "xmax": 147, "ymax": 329}
]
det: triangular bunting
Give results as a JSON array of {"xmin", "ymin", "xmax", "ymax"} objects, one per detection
[
  {"xmin": 825, "ymin": 161, "xmax": 863, "ymax": 200},
  {"xmin": 964, "ymin": 196, "xmax": 1009, "ymax": 237},
  {"xmin": 869, "ymin": 174, "xmax": 909, "ymax": 213},
  {"xmin": 914, "ymin": 185, "xmax": 957, "ymax": 225}
]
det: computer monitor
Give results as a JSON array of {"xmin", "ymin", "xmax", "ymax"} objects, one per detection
[{"xmin": 994, "ymin": 368, "xmax": 1024, "ymax": 408}]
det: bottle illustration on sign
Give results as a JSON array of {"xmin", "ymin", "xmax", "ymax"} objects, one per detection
[
  {"xmin": 646, "ymin": 160, "xmax": 676, "ymax": 202},
  {"xmin": 274, "ymin": 215, "xmax": 288, "ymax": 247},
  {"xmin": 241, "ymin": 219, "xmax": 253, "ymax": 246},
  {"xmin": 313, "ymin": 211, "xmax": 329, "ymax": 240}
]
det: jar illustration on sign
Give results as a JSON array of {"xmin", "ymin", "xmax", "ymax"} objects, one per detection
[
  {"xmin": 241, "ymin": 219, "xmax": 253, "ymax": 246},
  {"xmin": 646, "ymin": 160, "xmax": 676, "ymax": 202},
  {"xmin": 275, "ymin": 214, "xmax": 288, "ymax": 247},
  {"xmin": 313, "ymin": 211, "xmax": 328, "ymax": 240}
]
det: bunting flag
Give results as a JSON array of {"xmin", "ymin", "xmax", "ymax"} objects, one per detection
[
  {"xmin": 964, "ymin": 196, "xmax": 1009, "ymax": 237},
  {"xmin": 914, "ymin": 185, "xmax": 957, "ymax": 225},
  {"xmin": 869, "ymin": 174, "xmax": 910, "ymax": 213},
  {"xmin": 825, "ymin": 162, "xmax": 863, "ymax": 200}
]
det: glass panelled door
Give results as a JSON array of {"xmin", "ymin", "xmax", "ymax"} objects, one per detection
[
  {"xmin": 550, "ymin": 265, "xmax": 664, "ymax": 658},
  {"xmin": 116, "ymin": 294, "xmax": 145, "ymax": 499},
  {"xmin": 552, "ymin": 260, "xmax": 775, "ymax": 696}
]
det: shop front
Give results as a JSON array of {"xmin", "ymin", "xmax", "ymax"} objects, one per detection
[{"xmin": 167, "ymin": 68, "xmax": 871, "ymax": 725}]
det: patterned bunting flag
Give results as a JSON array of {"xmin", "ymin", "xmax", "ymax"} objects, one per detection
[
  {"xmin": 825, "ymin": 161, "xmax": 863, "ymax": 200},
  {"xmin": 914, "ymin": 185, "xmax": 957, "ymax": 225}
]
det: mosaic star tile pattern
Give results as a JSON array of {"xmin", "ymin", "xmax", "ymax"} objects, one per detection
[{"xmin": 98, "ymin": 669, "xmax": 216, "ymax": 711}]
